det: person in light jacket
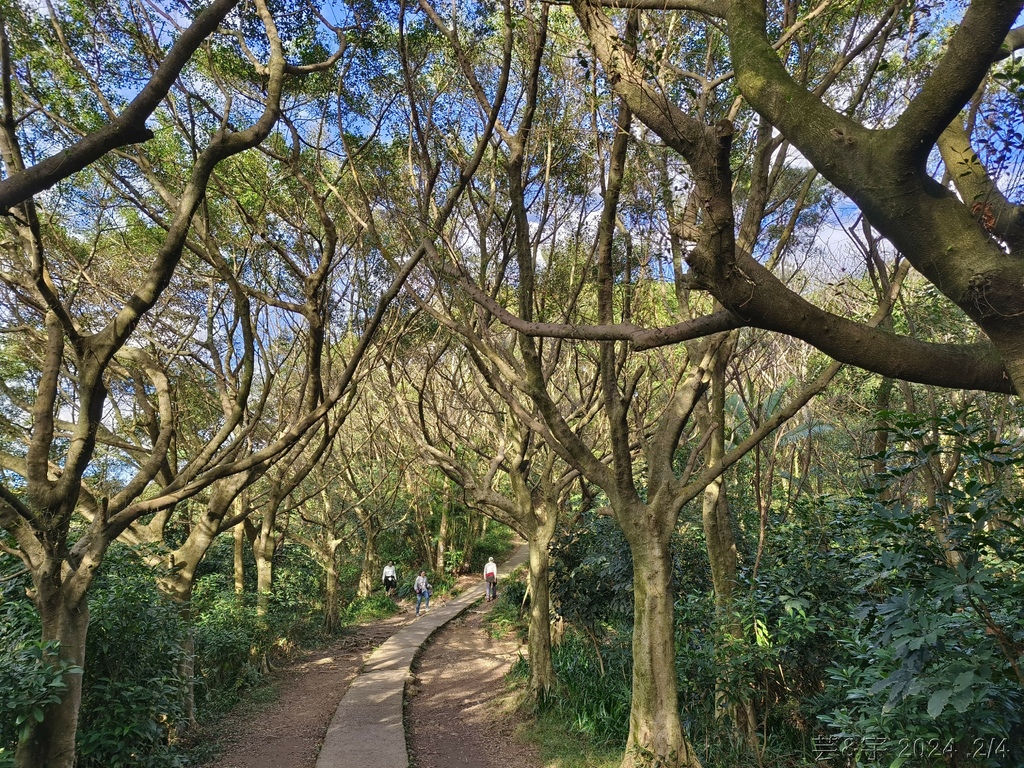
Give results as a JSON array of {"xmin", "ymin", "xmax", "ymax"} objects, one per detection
[
  {"xmin": 414, "ymin": 570, "xmax": 431, "ymax": 615},
  {"xmin": 483, "ymin": 557, "xmax": 498, "ymax": 601},
  {"xmin": 382, "ymin": 561, "xmax": 397, "ymax": 596}
]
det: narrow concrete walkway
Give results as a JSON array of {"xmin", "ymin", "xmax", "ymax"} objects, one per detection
[{"xmin": 315, "ymin": 545, "xmax": 529, "ymax": 768}]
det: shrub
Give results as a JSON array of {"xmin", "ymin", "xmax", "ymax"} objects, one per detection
[
  {"xmin": 545, "ymin": 630, "xmax": 632, "ymax": 749},
  {"xmin": 818, "ymin": 501, "xmax": 1024, "ymax": 767},
  {"xmin": 191, "ymin": 578, "xmax": 265, "ymax": 717},
  {"xmin": 817, "ymin": 411, "xmax": 1024, "ymax": 767},
  {"xmin": 77, "ymin": 546, "xmax": 187, "ymax": 768},
  {"xmin": 485, "ymin": 569, "xmax": 529, "ymax": 641},
  {"xmin": 342, "ymin": 593, "xmax": 397, "ymax": 622},
  {"xmin": 549, "ymin": 512, "xmax": 635, "ymax": 632},
  {"xmin": 471, "ymin": 525, "xmax": 516, "ymax": 572}
]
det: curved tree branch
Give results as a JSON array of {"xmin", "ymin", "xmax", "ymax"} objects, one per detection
[
  {"xmin": 894, "ymin": 0, "xmax": 1023, "ymax": 161},
  {"xmin": 996, "ymin": 25, "xmax": 1024, "ymax": 60},
  {"xmin": 0, "ymin": 0, "xmax": 240, "ymax": 210},
  {"xmin": 938, "ymin": 121, "xmax": 1024, "ymax": 253}
]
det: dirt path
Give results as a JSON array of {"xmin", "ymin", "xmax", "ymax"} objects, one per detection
[
  {"xmin": 406, "ymin": 603, "xmax": 542, "ymax": 768},
  {"xmin": 199, "ymin": 613, "xmax": 409, "ymax": 768},
  {"xmin": 199, "ymin": 581, "xmax": 539, "ymax": 768}
]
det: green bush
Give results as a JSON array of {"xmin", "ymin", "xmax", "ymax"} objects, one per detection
[
  {"xmin": 0, "ymin": 548, "xmax": 190, "ymax": 767},
  {"xmin": 342, "ymin": 593, "xmax": 397, "ymax": 622},
  {"xmin": 549, "ymin": 512, "xmax": 635, "ymax": 631},
  {"xmin": 485, "ymin": 569, "xmax": 529, "ymax": 641},
  {"xmin": 191, "ymin": 578, "xmax": 265, "ymax": 716},
  {"xmin": 77, "ymin": 547, "xmax": 187, "ymax": 768},
  {"xmin": 470, "ymin": 525, "xmax": 516, "ymax": 572},
  {"xmin": 818, "ymin": 501, "xmax": 1024, "ymax": 767},
  {"xmin": 545, "ymin": 630, "xmax": 632, "ymax": 749},
  {"xmin": 817, "ymin": 411, "xmax": 1024, "ymax": 767}
]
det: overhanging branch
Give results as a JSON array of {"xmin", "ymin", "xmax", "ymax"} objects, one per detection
[{"xmin": 0, "ymin": 0, "xmax": 239, "ymax": 210}]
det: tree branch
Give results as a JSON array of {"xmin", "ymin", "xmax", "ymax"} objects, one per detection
[
  {"xmin": 0, "ymin": 0, "xmax": 240, "ymax": 210},
  {"xmin": 938, "ymin": 121, "xmax": 1024, "ymax": 253},
  {"xmin": 996, "ymin": 25, "xmax": 1024, "ymax": 60},
  {"xmin": 894, "ymin": 0, "xmax": 1024, "ymax": 161}
]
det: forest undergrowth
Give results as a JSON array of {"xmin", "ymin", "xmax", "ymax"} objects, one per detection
[
  {"xmin": 487, "ymin": 414, "xmax": 1024, "ymax": 768},
  {"xmin": 0, "ymin": 528, "xmax": 517, "ymax": 768}
]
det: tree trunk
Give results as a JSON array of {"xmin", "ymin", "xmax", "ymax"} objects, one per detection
[
  {"xmin": 151, "ymin": 472, "xmax": 252, "ymax": 663},
  {"xmin": 461, "ymin": 510, "xmax": 482, "ymax": 573},
  {"xmin": 703, "ymin": 479, "xmax": 758, "ymax": 743},
  {"xmin": 507, "ymin": 461, "xmax": 560, "ymax": 696},
  {"xmin": 233, "ymin": 512, "xmax": 246, "ymax": 595},
  {"xmin": 325, "ymin": 551, "xmax": 341, "ymax": 634},
  {"xmin": 16, "ymin": 581, "xmax": 89, "ymax": 768},
  {"xmin": 358, "ymin": 528, "xmax": 378, "ymax": 599},
  {"xmin": 619, "ymin": 506, "xmax": 703, "ymax": 768},
  {"xmin": 255, "ymin": 540, "xmax": 274, "ymax": 617},
  {"xmin": 436, "ymin": 502, "xmax": 449, "ymax": 572},
  {"xmin": 701, "ymin": 344, "xmax": 758, "ymax": 746},
  {"xmin": 412, "ymin": 493, "xmax": 435, "ymax": 569},
  {"xmin": 703, "ymin": 483, "xmax": 738, "ymax": 613},
  {"xmin": 527, "ymin": 505, "xmax": 557, "ymax": 696},
  {"xmin": 156, "ymin": 500, "xmax": 225, "ymax": 734},
  {"xmin": 172, "ymin": 598, "xmax": 199, "ymax": 733}
]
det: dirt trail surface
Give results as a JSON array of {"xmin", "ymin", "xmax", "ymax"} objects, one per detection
[
  {"xmin": 199, "ymin": 567, "xmax": 539, "ymax": 768},
  {"xmin": 406, "ymin": 604, "xmax": 542, "ymax": 768},
  {"xmin": 199, "ymin": 614, "xmax": 408, "ymax": 768}
]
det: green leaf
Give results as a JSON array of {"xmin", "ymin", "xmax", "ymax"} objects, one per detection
[
  {"xmin": 953, "ymin": 670, "xmax": 975, "ymax": 691},
  {"xmin": 950, "ymin": 687, "xmax": 974, "ymax": 713},
  {"xmin": 927, "ymin": 688, "xmax": 952, "ymax": 718}
]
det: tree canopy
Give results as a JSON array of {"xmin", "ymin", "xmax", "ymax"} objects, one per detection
[{"xmin": 1, "ymin": 1, "xmax": 1023, "ymax": 767}]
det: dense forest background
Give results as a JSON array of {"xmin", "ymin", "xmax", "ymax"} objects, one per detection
[{"xmin": 1, "ymin": 0, "xmax": 1023, "ymax": 767}]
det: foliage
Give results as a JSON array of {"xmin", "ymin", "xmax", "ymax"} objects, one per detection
[
  {"xmin": 670, "ymin": 504, "xmax": 852, "ymax": 767},
  {"xmin": 264, "ymin": 544, "xmax": 331, "ymax": 648},
  {"xmin": 76, "ymin": 548, "xmax": 187, "ymax": 768},
  {"xmin": 342, "ymin": 593, "xmax": 398, "ymax": 622},
  {"xmin": 0, "ymin": 549, "xmax": 191, "ymax": 768},
  {"xmin": 190, "ymin": 539, "xmax": 345, "ymax": 718},
  {"xmin": 818, "ymin": 410, "xmax": 1024, "ymax": 767},
  {"xmin": 549, "ymin": 512, "xmax": 635, "ymax": 632},
  {"xmin": 484, "ymin": 567, "xmax": 529, "ymax": 641},
  {"xmin": 545, "ymin": 630, "xmax": 633, "ymax": 750},
  {"xmin": 510, "ymin": 683, "xmax": 622, "ymax": 768},
  {"xmin": 469, "ymin": 525, "xmax": 517, "ymax": 572},
  {"xmin": 191, "ymin": 576, "xmax": 267, "ymax": 718}
]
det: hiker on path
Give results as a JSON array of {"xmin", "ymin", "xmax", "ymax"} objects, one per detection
[
  {"xmin": 382, "ymin": 561, "xmax": 397, "ymax": 596},
  {"xmin": 483, "ymin": 557, "xmax": 498, "ymax": 602},
  {"xmin": 414, "ymin": 570, "xmax": 431, "ymax": 615}
]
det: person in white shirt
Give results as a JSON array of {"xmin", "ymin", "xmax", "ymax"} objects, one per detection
[
  {"xmin": 483, "ymin": 557, "xmax": 498, "ymax": 601},
  {"xmin": 382, "ymin": 561, "xmax": 397, "ymax": 596}
]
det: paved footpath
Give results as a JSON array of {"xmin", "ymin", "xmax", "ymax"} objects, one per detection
[{"xmin": 315, "ymin": 545, "xmax": 529, "ymax": 768}]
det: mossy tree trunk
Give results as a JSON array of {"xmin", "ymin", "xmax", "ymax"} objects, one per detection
[
  {"xmin": 617, "ymin": 502, "xmax": 704, "ymax": 768},
  {"xmin": 15, "ymin": 562, "xmax": 89, "ymax": 768}
]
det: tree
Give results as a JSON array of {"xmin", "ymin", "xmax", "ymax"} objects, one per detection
[
  {"xmin": 392, "ymin": 326, "xmax": 570, "ymax": 695},
  {"xmin": 0, "ymin": 3, "xmax": 300, "ymax": 762},
  {"xmin": 727, "ymin": 1, "xmax": 1024, "ymax": 391},
  {"xmin": 411, "ymin": 3, "xmax": 924, "ymax": 764},
  {"xmin": 554, "ymin": 0, "xmax": 1021, "ymax": 390}
]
